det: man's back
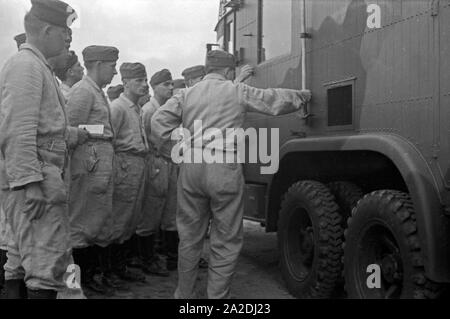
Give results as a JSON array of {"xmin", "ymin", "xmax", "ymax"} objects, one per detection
[
  {"xmin": 182, "ymin": 73, "xmax": 245, "ymax": 136},
  {"xmin": 171, "ymin": 72, "xmax": 307, "ymax": 155}
]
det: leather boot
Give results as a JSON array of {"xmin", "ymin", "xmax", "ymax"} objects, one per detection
[
  {"xmin": 127, "ymin": 235, "xmax": 144, "ymax": 269},
  {"xmin": 165, "ymin": 231, "xmax": 179, "ymax": 271},
  {"xmin": 27, "ymin": 289, "xmax": 57, "ymax": 299},
  {"xmin": 5, "ymin": 280, "xmax": 27, "ymax": 299},
  {"xmin": 103, "ymin": 246, "xmax": 129, "ymax": 290},
  {"xmin": 155, "ymin": 230, "xmax": 164, "ymax": 255},
  {"xmin": 139, "ymin": 235, "xmax": 169, "ymax": 277},
  {"xmin": 0, "ymin": 249, "xmax": 6, "ymax": 289},
  {"xmin": 112, "ymin": 244, "xmax": 146, "ymax": 283},
  {"xmin": 83, "ymin": 247, "xmax": 113, "ymax": 296}
]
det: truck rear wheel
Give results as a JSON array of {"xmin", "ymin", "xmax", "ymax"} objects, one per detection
[
  {"xmin": 327, "ymin": 181, "xmax": 364, "ymax": 297},
  {"xmin": 327, "ymin": 181, "xmax": 364, "ymax": 226},
  {"xmin": 343, "ymin": 190, "xmax": 441, "ymax": 299},
  {"xmin": 278, "ymin": 181, "xmax": 343, "ymax": 298}
]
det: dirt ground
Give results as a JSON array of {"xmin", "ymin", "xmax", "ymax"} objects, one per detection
[{"xmin": 87, "ymin": 220, "xmax": 293, "ymax": 299}]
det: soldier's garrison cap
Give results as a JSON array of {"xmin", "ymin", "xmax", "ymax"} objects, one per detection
[
  {"xmin": 182, "ymin": 65, "xmax": 205, "ymax": 81},
  {"xmin": 14, "ymin": 33, "xmax": 26, "ymax": 49},
  {"xmin": 107, "ymin": 84, "xmax": 124, "ymax": 100},
  {"xmin": 173, "ymin": 79, "xmax": 186, "ymax": 90},
  {"xmin": 205, "ymin": 50, "xmax": 236, "ymax": 68},
  {"xmin": 120, "ymin": 63, "xmax": 147, "ymax": 79},
  {"xmin": 30, "ymin": 0, "xmax": 78, "ymax": 28},
  {"xmin": 82, "ymin": 46, "xmax": 119, "ymax": 62},
  {"xmin": 150, "ymin": 69, "xmax": 172, "ymax": 87}
]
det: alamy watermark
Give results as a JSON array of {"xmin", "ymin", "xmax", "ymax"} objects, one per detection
[
  {"xmin": 170, "ymin": 120, "xmax": 280, "ymax": 175},
  {"xmin": 366, "ymin": 264, "xmax": 381, "ymax": 289},
  {"xmin": 63, "ymin": 264, "xmax": 81, "ymax": 290}
]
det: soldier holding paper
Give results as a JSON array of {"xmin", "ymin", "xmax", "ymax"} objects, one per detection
[{"xmin": 65, "ymin": 45, "xmax": 119, "ymax": 294}]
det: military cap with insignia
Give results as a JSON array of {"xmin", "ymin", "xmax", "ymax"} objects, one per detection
[
  {"xmin": 205, "ymin": 50, "xmax": 236, "ymax": 68},
  {"xmin": 120, "ymin": 63, "xmax": 147, "ymax": 79},
  {"xmin": 182, "ymin": 65, "xmax": 205, "ymax": 81},
  {"xmin": 29, "ymin": 0, "xmax": 78, "ymax": 28},
  {"xmin": 173, "ymin": 79, "xmax": 186, "ymax": 90},
  {"xmin": 82, "ymin": 45, "xmax": 119, "ymax": 62},
  {"xmin": 107, "ymin": 84, "xmax": 124, "ymax": 101},
  {"xmin": 14, "ymin": 33, "xmax": 27, "ymax": 49},
  {"xmin": 150, "ymin": 69, "xmax": 172, "ymax": 87}
]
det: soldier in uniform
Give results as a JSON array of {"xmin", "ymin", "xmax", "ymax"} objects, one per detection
[
  {"xmin": 107, "ymin": 84, "xmax": 124, "ymax": 103},
  {"xmin": 150, "ymin": 50, "xmax": 311, "ymax": 299},
  {"xmin": 107, "ymin": 62, "xmax": 150, "ymax": 288},
  {"xmin": 0, "ymin": 32, "xmax": 29, "ymax": 296},
  {"xmin": 0, "ymin": 0, "xmax": 88, "ymax": 299},
  {"xmin": 180, "ymin": 63, "xmax": 255, "ymax": 271},
  {"xmin": 54, "ymin": 50, "xmax": 84, "ymax": 101},
  {"xmin": 141, "ymin": 69, "xmax": 177, "ymax": 276},
  {"xmin": 66, "ymin": 45, "xmax": 119, "ymax": 294}
]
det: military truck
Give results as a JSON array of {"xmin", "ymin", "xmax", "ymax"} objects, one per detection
[{"xmin": 214, "ymin": 0, "xmax": 450, "ymax": 298}]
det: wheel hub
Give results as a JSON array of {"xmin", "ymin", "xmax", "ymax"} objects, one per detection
[
  {"xmin": 381, "ymin": 254, "xmax": 402, "ymax": 284},
  {"xmin": 285, "ymin": 207, "xmax": 315, "ymax": 281},
  {"xmin": 300, "ymin": 226, "xmax": 314, "ymax": 255}
]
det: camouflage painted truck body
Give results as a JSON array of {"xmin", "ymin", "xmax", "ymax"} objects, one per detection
[{"xmin": 215, "ymin": 0, "xmax": 450, "ymax": 292}]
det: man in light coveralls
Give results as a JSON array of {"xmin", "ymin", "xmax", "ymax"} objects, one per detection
[
  {"xmin": 150, "ymin": 50, "xmax": 311, "ymax": 299},
  {"xmin": 0, "ymin": 0, "xmax": 85, "ymax": 299}
]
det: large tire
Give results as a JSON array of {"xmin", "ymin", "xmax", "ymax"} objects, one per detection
[
  {"xmin": 278, "ymin": 181, "xmax": 343, "ymax": 298},
  {"xmin": 327, "ymin": 181, "xmax": 364, "ymax": 225},
  {"xmin": 344, "ymin": 190, "xmax": 441, "ymax": 299},
  {"xmin": 327, "ymin": 181, "xmax": 364, "ymax": 298}
]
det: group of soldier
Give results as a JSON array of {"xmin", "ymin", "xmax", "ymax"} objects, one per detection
[{"xmin": 0, "ymin": 0, "xmax": 311, "ymax": 299}]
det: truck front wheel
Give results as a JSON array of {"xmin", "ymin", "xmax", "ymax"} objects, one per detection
[
  {"xmin": 343, "ymin": 190, "xmax": 441, "ymax": 299},
  {"xmin": 278, "ymin": 181, "xmax": 344, "ymax": 298}
]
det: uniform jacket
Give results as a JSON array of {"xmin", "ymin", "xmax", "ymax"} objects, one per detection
[
  {"xmin": 142, "ymin": 97, "xmax": 160, "ymax": 148},
  {"xmin": 66, "ymin": 75, "xmax": 114, "ymax": 140},
  {"xmin": 143, "ymin": 96, "xmax": 174, "ymax": 156},
  {"xmin": 0, "ymin": 44, "xmax": 76, "ymax": 190},
  {"xmin": 110, "ymin": 93, "xmax": 148, "ymax": 156}
]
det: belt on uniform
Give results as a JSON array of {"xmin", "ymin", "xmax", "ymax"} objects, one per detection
[
  {"xmin": 149, "ymin": 150, "xmax": 165, "ymax": 159},
  {"xmin": 36, "ymin": 137, "xmax": 67, "ymax": 153},
  {"xmin": 116, "ymin": 151, "xmax": 148, "ymax": 159},
  {"xmin": 87, "ymin": 137, "xmax": 113, "ymax": 143}
]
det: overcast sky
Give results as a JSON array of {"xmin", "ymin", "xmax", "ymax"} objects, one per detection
[{"xmin": 0, "ymin": 0, "xmax": 219, "ymax": 86}]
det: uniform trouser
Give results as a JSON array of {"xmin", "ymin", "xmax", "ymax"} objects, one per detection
[
  {"xmin": 69, "ymin": 141, "xmax": 114, "ymax": 249},
  {"xmin": 175, "ymin": 162, "xmax": 244, "ymax": 299},
  {"xmin": 0, "ymin": 202, "xmax": 7, "ymax": 289},
  {"xmin": 138, "ymin": 153, "xmax": 178, "ymax": 236},
  {"xmin": 3, "ymin": 164, "xmax": 71, "ymax": 292},
  {"xmin": 0, "ymin": 190, "xmax": 7, "ymax": 251},
  {"xmin": 1, "ymin": 183, "xmax": 9, "ymax": 257},
  {"xmin": 0, "ymin": 164, "xmax": 7, "ymax": 288},
  {"xmin": 111, "ymin": 153, "xmax": 146, "ymax": 244}
]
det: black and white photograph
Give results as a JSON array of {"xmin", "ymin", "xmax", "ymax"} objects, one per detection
[{"xmin": 0, "ymin": 0, "xmax": 449, "ymax": 304}]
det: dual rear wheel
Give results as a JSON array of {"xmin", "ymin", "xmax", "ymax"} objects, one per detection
[{"xmin": 278, "ymin": 181, "xmax": 439, "ymax": 299}]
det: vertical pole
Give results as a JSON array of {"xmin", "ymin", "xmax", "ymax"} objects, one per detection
[{"xmin": 301, "ymin": 0, "xmax": 307, "ymax": 91}]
